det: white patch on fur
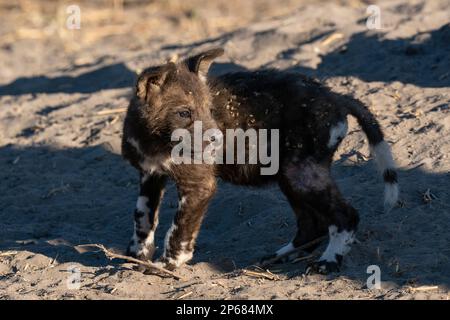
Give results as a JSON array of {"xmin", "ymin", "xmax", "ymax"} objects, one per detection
[
  {"xmin": 128, "ymin": 138, "xmax": 141, "ymax": 153},
  {"xmin": 198, "ymin": 74, "xmax": 207, "ymax": 83},
  {"xmin": 163, "ymin": 222, "xmax": 178, "ymax": 256},
  {"xmin": 327, "ymin": 120, "xmax": 348, "ymax": 148},
  {"xmin": 128, "ymin": 233, "xmax": 139, "ymax": 253},
  {"xmin": 129, "ymin": 233, "xmax": 155, "ymax": 259},
  {"xmin": 370, "ymin": 141, "xmax": 399, "ymax": 209},
  {"xmin": 178, "ymin": 196, "xmax": 187, "ymax": 210},
  {"xmin": 141, "ymin": 174, "xmax": 149, "ymax": 183},
  {"xmin": 140, "ymin": 156, "xmax": 173, "ymax": 175},
  {"xmin": 137, "ymin": 230, "xmax": 156, "ymax": 259},
  {"xmin": 168, "ymin": 241, "xmax": 193, "ymax": 267},
  {"xmin": 320, "ymin": 225, "xmax": 354, "ymax": 262},
  {"xmin": 136, "ymin": 196, "xmax": 150, "ymax": 214},
  {"xmin": 276, "ymin": 242, "xmax": 295, "ymax": 256},
  {"xmin": 135, "ymin": 196, "xmax": 151, "ymax": 233},
  {"xmin": 128, "ymin": 137, "xmax": 172, "ymax": 174},
  {"xmin": 384, "ymin": 183, "xmax": 399, "ymax": 210},
  {"xmin": 129, "ymin": 196, "xmax": 156, "ymax": 259},
  {"xmin": 370, "ymin": 141, "xmax": 396, "ymax": 172},
  {"xmin": 162, "ymin": 223, "xmax": 194, "ymax": 267}
]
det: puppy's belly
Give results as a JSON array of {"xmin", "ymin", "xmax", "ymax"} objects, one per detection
[{"xmin": 217, "ymin": 163, "xmax": 276, "ymax": 186}]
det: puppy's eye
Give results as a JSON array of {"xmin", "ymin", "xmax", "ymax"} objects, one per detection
[{"xmin": 178, "ymin": 110, "xmax": 191, "ymax": 118}]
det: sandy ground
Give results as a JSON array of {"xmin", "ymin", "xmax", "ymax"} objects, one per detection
[{"xmin": 0, "ymin": 0, "xmax": 449, "ymax": 300}]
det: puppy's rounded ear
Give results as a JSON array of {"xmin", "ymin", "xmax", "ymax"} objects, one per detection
[
  {"xmin": 136, "ymin": 63, "xmax": 176, "ymax": 102},
  {"xmin": 185, "ymin": 47, "xmax": 224, "ymax": 82}
]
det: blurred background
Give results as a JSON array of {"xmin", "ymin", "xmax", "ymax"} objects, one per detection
[
  {"xmin": 0, "ymin": 0, "xmax": 331, "ymax": 52},
  {"xmin": 0, "ymin": 0, "xmax": 377, "ymax": 84}
]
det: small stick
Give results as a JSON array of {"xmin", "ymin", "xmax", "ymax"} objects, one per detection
[
  {"xmin": 78, "ymin": 244, "xmax": 184, "ymax": 280},
  {"xmin": 175, "ymin": 291, "xmax": 193, "ymax": 300},
  {"xmin": 320, "ymin": 32, "xmax": 344, "ymax": 46},
  {"xmin": 109, "ymin": 115, "xmax": 120, "ymax": 125},
  {"xmin": 96, "ymin": 108, "xmax": 127, "ymax": 116},
  {"xmin": 408, "ymin": 285, "xmax": 439, "ymax": 292},
  {"xmin": 241, "ymin": 269, "xmax": 279, "ymax": 280},
  {"xmin": 291, "ymin": 253, "xmax": 318, "ymax": 264},
  {"xmin": 258, "ymin": 235, "xmax": 327, "ymax": 267},
  {"xmin": 0, "ymin": 251, "xmax": 19, "ymax": 257}
]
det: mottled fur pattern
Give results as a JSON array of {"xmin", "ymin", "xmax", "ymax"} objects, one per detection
[{"xmin": 121, "ymin": 48, "xmax": 398, "ymax": 273}]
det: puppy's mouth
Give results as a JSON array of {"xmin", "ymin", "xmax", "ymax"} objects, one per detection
[
  {"xmin": 171, "ymin": 137, "xmax": 222, "ymax": 163},
  {"xmin": 190, "ymin": 147, "xmax": 218, "ymax": 160}
]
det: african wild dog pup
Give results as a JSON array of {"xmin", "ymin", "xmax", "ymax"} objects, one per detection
[{"xmin": 121, "ymin": 48, "xmax": 399, "ymax": 273}]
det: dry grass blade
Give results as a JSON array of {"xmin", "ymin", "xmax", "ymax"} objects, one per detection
[
  {"xmin": 320, "ymin": 32, "xmax": 344, "ymax": 46},
  {"xmin": 0, "ymin": 251, "xmax": 19, "ymax": 257},
  {"xmin": 241, "ymin": 269, "xmax": 279, "ymax": 280},
  {"xmin": 258, "ymin": 235, "xmax": 327, "ymax": 267},
  {"xmin": 291, "ymin": 253, "xmax": 318, "ymax": 264},
  {"xmin": 109, "ymin": 116, "xmax": 120, "ymax": 125},
  {"xmin": 76, "ymin": 244, "xmax": 184, "ymax": 280},
  {"xmin": 175, "ymin": 291, "xmax": 193, "ymax": 300},
  {"xmin": 422, "ymin": 188, "xmax": 437, "ymax": 203},
  {"xmin": 96, "ymin": 108, "xmax": 127, "ymax": 116},
  {"xmin": 408, "ymin": 285, "xmax": 439, "ymax": 292}
]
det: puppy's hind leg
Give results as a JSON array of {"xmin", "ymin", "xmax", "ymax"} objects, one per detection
[
  {"xmin": 304, "ymin": 185, "xmax": 359, "ymax": 274},
  {"xmin": 260, "ymin": 159, "xmax": 331, "ymax": 266},
  {"xmin": 261, "ymin": 158, "xmax": 359, "ymax": 274}
]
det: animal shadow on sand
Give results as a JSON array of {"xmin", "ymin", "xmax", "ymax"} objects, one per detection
[
  {"xmin": 276, "ymin": 23, "xmax": 450, "ymax": 88},
  {"xmin": 166, "ymin": 23, "xmax": 450, "ymax": 88},
  {"xmin": 0, "ymin": 144, "xmax": 448, "ymax": 289},
  {"xmin": 0, "ymin": 62, "xmax": 136, "ymax": 96}
]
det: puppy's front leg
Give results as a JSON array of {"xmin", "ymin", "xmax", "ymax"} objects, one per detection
[
  {"xmin": 127, "ymin": 172, "xmax": 167, "ymax": 261},
  {"xmin": 160, "ymin": 174, "xmax": 216, "ymax": 270}
]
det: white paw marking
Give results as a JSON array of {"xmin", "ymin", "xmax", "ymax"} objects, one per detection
[
  {"xmin": 129, "ymin": 196, "xmax": 156, "ymax": 259},
  {"xmin": 320, "ymin": 225, "xmax": 354, "ymax": 262},
  {"xmin": 167, "ymin": 241, "xmax": 193, "ymax": 267},
  {"xmin": 276, "ymin": 242, "xmax": 295, "ymax": 256}
]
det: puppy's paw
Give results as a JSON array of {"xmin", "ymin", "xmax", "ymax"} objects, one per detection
[
  {"xmin": 126, "ymin": 239, "xmax": 155, "ymax": 261},
  {"xmin": 306, "ymin": 259, "xmax": 341, "ymax": 275},
  {"xmin": 153, "ymin": 257, "xmax": 177, "ymax": 271},
  {"xmin": 259, "ymin": 252, "xmax": 300, "ymax": 266}
]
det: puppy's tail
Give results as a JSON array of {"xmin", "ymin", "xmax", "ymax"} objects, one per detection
[{"xmin": 338, "ymin": 95, "xmax": 399, "ymax": 211}]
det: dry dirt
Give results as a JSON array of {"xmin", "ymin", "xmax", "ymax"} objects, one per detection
[{"xmin": 0, "ymin": 0, "xmax": 449, "ymax": 300}]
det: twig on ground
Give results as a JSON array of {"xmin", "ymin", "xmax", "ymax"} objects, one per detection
[
  {"xmin": 320, "ymin": 32, "xmax": 344, "ymax": 46},
  {"xmin": 175, "ymin": 291, "xmax": 193, "ymax": 300},
  {"xmin": 258, "ymin": 235, "xmax": 328, "ymax": 267},
  {"xmin": 422, "ymin": 188, "xmax": 437, "ymax": 203},
  {"xmin": 408, "ymin": 285, "xmax": 439, "ymax": 292},
  {"xmin": 291, "ymin": 253, "xmax": 319, "ymax": 264},
  {"xmin": 96, "ymin": 108, "xmax": 127, "ymax": 116},
  {"xmin": 109, "ymin": 115, "xmax": 120, "ymax": 125},
  {"xmin": 0, "ymin": 251, "xmax": 19, "ymax": 257},
  {"xmin": 241, "ymin": 269, "xmax": 279, "ymax": 281},
  {"xmin": 75, "ymin": 244, "xmax": 184, "ymax": 280}
]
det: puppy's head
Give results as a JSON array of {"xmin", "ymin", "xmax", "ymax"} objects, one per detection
[{"xmin": 134, "ymin": 48, "xmax": 224, "ymax": 145}]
